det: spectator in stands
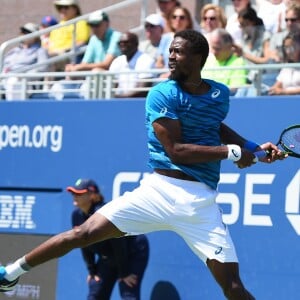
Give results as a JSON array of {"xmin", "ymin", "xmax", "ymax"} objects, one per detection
[
  {"xmin": 233, "ymin": 7, "xmax": 271, "ymax": 63},
  {"xmin": 66, "ymin": 178, "xmax": 149, "ymax": 300},
  {"xmin": 202, "ymin": 29, "xmax": 247, "ymax": 96},
  {"xmin": 266, "ymin": 3, "xmax": 300, "ymax": 63},
  {"xmin": 199, "ymin": 4, "xmax": 227, "ymax": 43},
  {"xmin": 156, "ymin": 0, "xmax": 181, "ymax": 32},
  {"xmin": 2, "ymin": 22, "xmax": 49, "ymax": 100},
  {"xmin": 268, "ymin": 31, "xmax": 300, "ymax": 95},
  {"xmin": 232, "ymin": 6, "xmax": 271, "ymax": 86},
  {"xmin": 155, "ymin": 6, "xmax": 193, "ymax": 77},
  {"xmin": 256, "ymin": 0, "xmax": 287, "ymax": 33},
  {"xmin": 40, "ymin": 16, "xmax": 58, "ymax": 50},
  {"xmin": 108, "ymin": 32, "xmax": 155, "ymax": 98},
  {"xmin": 251, "ymin": 3, "xmax": 300, "ymax": 87},
  {"xmin": 155, "ymin": 0, "xmax": 201, "ymax": 32},
  {"xmin": 48, "ymin": 0, "xmax": 90, "ymax": 69},
  {"xmin": 65, "ymin": 10, "xmax": 121, "ymax": 72},
  {"xmin": 226, "ymin": 0, "xmax": 252, "ymax": 45},
  {"xmin": 139, "ymin": 14, "xmax": 164, "ymax": 61}
]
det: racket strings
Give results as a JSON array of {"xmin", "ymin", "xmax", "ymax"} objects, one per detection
[{"xmin": 281, "ymin": 128, "xmax": 300, "ymax": 155}]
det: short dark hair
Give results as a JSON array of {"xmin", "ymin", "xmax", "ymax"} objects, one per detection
[{"xmin": 174, "ymin": 29, "xmax": 209, "ymax": 69}]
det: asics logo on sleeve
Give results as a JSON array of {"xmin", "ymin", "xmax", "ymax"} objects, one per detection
[
  {"xmin": 160, "ymin": 107, "xmax": 168, "ymax": 114},
  {"xmin": 231, "ymin": 149, "xmax": 239, "ymax": 158},
  {"xmin": 211, "ymin": 89, "xmax": 221, "ymax": 98}
]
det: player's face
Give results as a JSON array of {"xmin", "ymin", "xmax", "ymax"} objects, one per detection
[{"xmin": 168, "ymin": 37, "xmax": 197, "ymax": 82}]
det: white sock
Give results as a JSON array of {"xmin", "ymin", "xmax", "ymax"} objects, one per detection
[{"xmin": 4, "ymin": 257, "xmax": 31, "ymax": 281}]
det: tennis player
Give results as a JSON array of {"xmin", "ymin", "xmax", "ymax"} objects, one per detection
[{"xmin": 0, "ymin": 30, "xmax": 285, "ymax": 299}]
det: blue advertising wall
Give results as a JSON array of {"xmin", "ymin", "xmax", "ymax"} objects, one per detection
[{"xmin": 0, "ymin": 96, "xmax": 299, "ymax": 300}]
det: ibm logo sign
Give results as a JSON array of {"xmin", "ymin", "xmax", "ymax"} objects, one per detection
[{"xmin": 0, "ymin": 195, "xmax": 35, "ymax": 229}]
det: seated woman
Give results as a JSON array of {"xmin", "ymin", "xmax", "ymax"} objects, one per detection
[
  {"xmin": 268, "ymin": 31, "xmax": 300, "ymax": 95},
  {"xmin": 199, "ymin": 3, "xmax": 227, "ymax": 48},
  {"xmin": 155, "ymin": 6, "xmax": 193, "ymax": 78}
]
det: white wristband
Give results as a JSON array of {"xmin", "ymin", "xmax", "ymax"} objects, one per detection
[{"xmin": 227, "ymin": 144, "xmax": 242, "ymax": 162}]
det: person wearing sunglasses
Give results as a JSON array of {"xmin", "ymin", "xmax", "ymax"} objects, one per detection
[
  {"xmin": 108, "ymin": 32, "xmax": 155, "ymax": 98},
  {"xmin": 267, "ymin": 3, "xmax": 300, "ymax": 64},
  {"xmin": 0, "ymin": 29, "xmax": 286, "ymax": 300},
  {"xmin": 155, "ymin": 6, "xmax": 193, "ymax": 76},
  {"xmin": 156, "ymin": 0, "xmax": 181, "ymax": 33},
  {"xmin": 199, "ymin": 4, "xmax": 227, "ymax": 43},
  {"xmin": 47, "ymin": 0, "xmax": 90, "ymax": 70},
  {"xmin": 139, "ymin": 14, "xmax": 164, "ymax": 61}
]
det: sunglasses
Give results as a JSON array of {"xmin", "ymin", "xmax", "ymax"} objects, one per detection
[
  {"xmin": 172, "ymin": 15, "xmax": 186, "ymax": 20},
  {"xmin": 89, "ymin": 23, "xmax": 102, "ymax": 28},
  {"xmin": 283, "ymin": 45, "xmax": 296, "ymax": 53},
  {"xmin": 21, "ymin": 28, "xmax": 32, "ymax": 34},
  {"xmin": 145, "ymin": 23, "xmax": 156, "ymax": 29},
  {"xmin": 118, "ymin": 40, "xmax": 130, "ymax": 46},
  {"xmin": 56, "ymin": 5, "xmax": 71, "ymax": 11},
  {"xmin": 285, "ymin": 18, "xmax": 298, "ymax": 23},
  {"xmin": 204, "ymin": 16, "xmax": 217, "ymax": 21}
]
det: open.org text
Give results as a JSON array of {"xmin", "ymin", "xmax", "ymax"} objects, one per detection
[{"xmin": 0, "ymin": 124, "xmax": 63, "ymax": 152}]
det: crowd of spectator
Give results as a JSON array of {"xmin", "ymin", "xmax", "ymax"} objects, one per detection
[{"xmin": 1, "ymin": 0, "xmax": 300, "ymax": 100}]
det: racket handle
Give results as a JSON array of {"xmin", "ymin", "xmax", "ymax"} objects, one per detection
[{"xmin": 253, "ymin": 150, "xmax": 269, "ymax": 162}]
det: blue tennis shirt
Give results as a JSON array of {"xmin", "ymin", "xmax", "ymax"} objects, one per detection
[{"xmin": 146, "ymin": 79, "xmax": 230, "ymax": 190}]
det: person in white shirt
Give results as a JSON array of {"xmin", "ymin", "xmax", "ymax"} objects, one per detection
[{"xmin": 109, "ymin": 32, "xmax": 155, "ymax": 98}]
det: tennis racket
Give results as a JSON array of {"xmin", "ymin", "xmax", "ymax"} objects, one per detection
[{"xmin": 254, "ymin": 124, "xmax": 300, "ymax": 161}]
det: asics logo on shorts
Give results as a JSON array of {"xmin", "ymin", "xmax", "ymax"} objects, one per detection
[{"xmin": 215, "ymin": 247, "xmax": 223, "ymax": 255}]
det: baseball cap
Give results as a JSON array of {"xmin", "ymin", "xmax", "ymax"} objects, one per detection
[
  {"xmin": 145, "ymin": 14, "xmax": 164, "ymax": 28},
  {"xmin": 20, "ymin": 23, "xmax": 40, "ymax": 34},
  {"xmin": 41, "ymin": 16, "xmax": 58, "ymax": 27},
  {"xmin": 53, "ymin": 0, "xmax": 79, "ymax": 6},
  {"xmin": 66, "ymin": 178, "xmax": 99, "ymax": 194},
  {"xmin": 87, "ymin": 10, "xmax": 109, "ymax": 25}
]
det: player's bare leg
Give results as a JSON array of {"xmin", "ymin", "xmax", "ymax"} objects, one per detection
[
  {"xmin": 0, "ymin": 213, "xmax": 124, "ymax": 291},
  {"xmin": 25, "ymin": 213, "xmax": 124, "ymax": 267},
  {"xmin": 207, "ymin": 259, "xmax": 255, "ymax": 300}
]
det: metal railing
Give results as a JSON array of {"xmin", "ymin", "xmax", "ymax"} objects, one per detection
[
  {"xmin": 0, "ymin": 0, "xmax": 148, "ymax": 72},
  {"xmin": 1, "ymin": 62, "xmax": 299, "ymax": 100}
]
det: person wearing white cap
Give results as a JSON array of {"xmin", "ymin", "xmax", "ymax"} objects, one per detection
[
  {"xmin": 139, "ymin": 14, "xmax": 164, "ymax": 61},
  {"xmin": 48, "ymin": 0, "xmax": 90, "ymax": 68},
  {"xmin": 65, "ymin": 10, "xmax": 121, "ymax": 72}
]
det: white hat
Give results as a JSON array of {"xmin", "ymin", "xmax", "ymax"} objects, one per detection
[
  {"xmin": 54, "ymin": 0, "xmax": 79, "ymax": 6},
  {"xmin": 145, "ymin": 14, "xmax": 164, "ymax": 28},
  {"xmin": 87, "ymin": 10, "xmax": 109, "ymax": 25},
  {"xmin": 20, "ymin": 22, "xmax": 40, "ymax": 33}
]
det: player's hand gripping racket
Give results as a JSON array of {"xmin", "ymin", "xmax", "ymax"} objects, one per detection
[{"xmin": 254, "ymin": 124, "xmax": 300, "ymax": 161}]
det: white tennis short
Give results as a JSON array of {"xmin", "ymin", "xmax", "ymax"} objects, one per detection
[{"xmin": 98, "ymin": 173, "xmax": 238, "ymax": 263}]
